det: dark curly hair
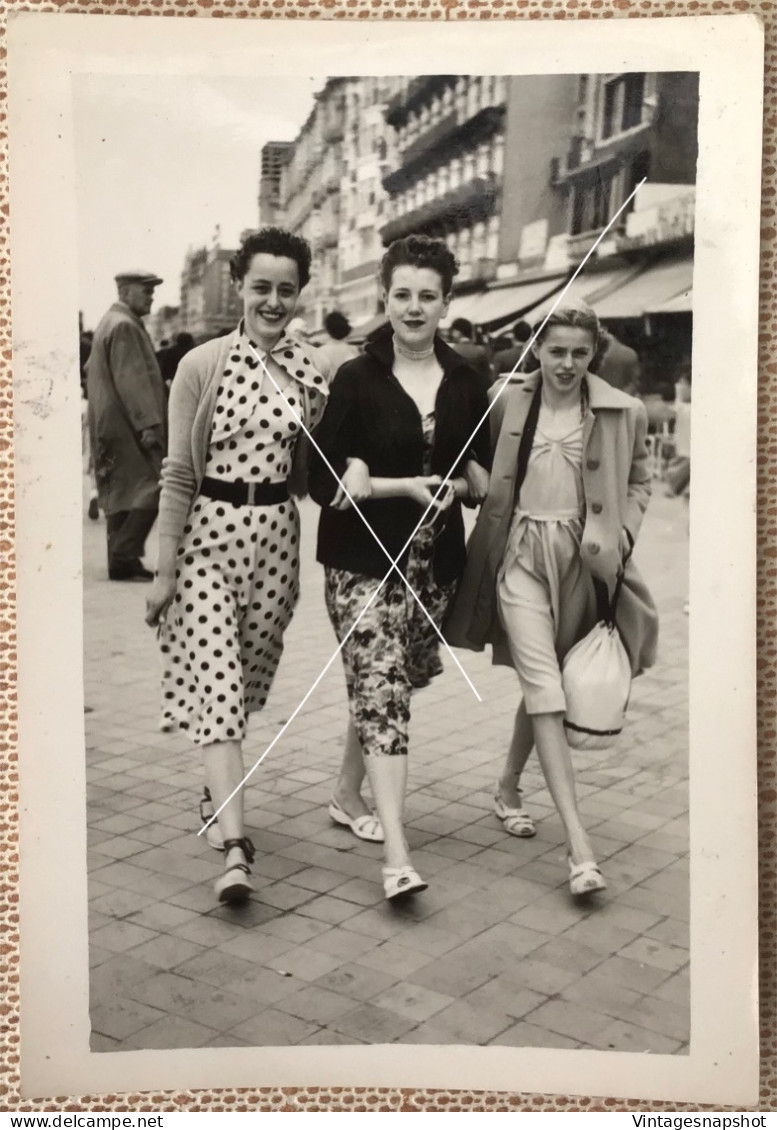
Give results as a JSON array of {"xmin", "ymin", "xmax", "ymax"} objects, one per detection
[
  {"xmin": 230, "ymin": 227, "xmax": 312, "ymax": 290},
  {"xmin": 379, "ymin": 235, "xmax": 458, "ymax": 296}
]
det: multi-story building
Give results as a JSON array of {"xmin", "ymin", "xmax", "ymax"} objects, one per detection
[
  {"xmin": 147, "ymin": 304, "xmax": 181, "ymax": 349},
  {"xmin": 379, "ymin": 75, "xmax": 508, "ymax": 288},
  {"xmin": 275, "ymin": 78, "xmax": 350, "ymax": 331},
  {"xmin": 258, "ymin": 142, "xmax": 292, "ymax": 227},
  {"xmin": 334, "ymin": 78, "xmax": 396, "ymax": 329},
  {"xmin": 379, "ymin": 72, "xmax": 697, "ymax": 387},
  {"xmin": 179, "ymin": 244, "xmax": 241, "ymax": 340}
]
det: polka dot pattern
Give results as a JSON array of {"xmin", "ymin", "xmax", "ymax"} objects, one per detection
[{"xmin": 159, "ymin": 330, "xmax": 312, "ymax": 744}]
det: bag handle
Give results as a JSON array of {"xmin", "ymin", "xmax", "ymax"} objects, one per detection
[{"xmin": 593, "ymin": 533, "xmax": 634, "ymax": 627}]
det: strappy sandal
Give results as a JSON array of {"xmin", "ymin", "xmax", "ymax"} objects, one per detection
[
  {"xmin": 199, "ymin": 787, "xmax": 225, "ymax": 851},
  {"xmin": 568, "ymin": 856, "xmax": 607, "ymax": 897},
  {"xmin": 328, "ymin": 797, "xmax": 385, "ymax": 843},
  {"xmin": 215, "ymin": 837, "xmax": 255, "ymax": 904},
  {"xmin": 382, "ymin": 865, "xmax": 428, "ymax": 901},
  {"xmin": 494, "ymin": 785, "xmax": 537, "ymax": 838}
]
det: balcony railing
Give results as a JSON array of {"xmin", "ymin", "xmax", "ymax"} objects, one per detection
[
  {"xmin": 385, "ymin": 76, "xmax": 459, "ymax": 128},
  {"xmin": 379, "ymin": 176, "xmax": 499, "ymax": 245},
  {"xmin": 383, "ymin": 106, "xmax": 506, "ymax": 195}
]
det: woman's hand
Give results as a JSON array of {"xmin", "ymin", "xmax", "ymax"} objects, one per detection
[
  {"xmin": 462, "ymin": 459, "xmax": 490, "ymax": 503},
  {"xmin": 405, "ymin": 475, "xmax": 454, "ymax": 512},
  {"xmin": 331, "ymin": 457, "xmax": 371, "ymax": 511},
  {"xmin": 145, "ymin": 575, "xmax": 176, "ymax": 628}
]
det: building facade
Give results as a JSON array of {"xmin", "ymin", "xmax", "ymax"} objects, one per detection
[
  {"xmin": 179, "ymin": 244, "xmax": 241, "ymax": 340},
  {"xmin": 258, "ymin": 141, "xmax": 292, "ymax": 227},
  {"xmin": 379, "ymin": 75, "xmax": 508, "ymax": 288}
]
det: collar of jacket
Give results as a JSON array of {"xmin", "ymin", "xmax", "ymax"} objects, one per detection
[
  {"xmin": 365, "ymin": 323, "xmax": 475, "ymax": 379},
  {"xmin": 514, "ymin": 369, "xmax": 639, "ymax": 411},
  {"xmin": 111, "ymin": 301, "xmax": 147, "ymax": 328}
]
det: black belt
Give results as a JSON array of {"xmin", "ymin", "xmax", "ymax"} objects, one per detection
[{"xmin": 200, "ymin": 476, "xmax": 289, "ymax": 506}]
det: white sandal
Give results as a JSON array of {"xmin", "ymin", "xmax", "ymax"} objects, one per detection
[
  {"xmin": 200, "ymin": 787, "xmax": 225, "ymax": 851},
  {"xmin": 329, "ymin": 797, "xmax": 385, "ymax": 843},
  {"xmin": 382, "ymin": 865, "xmax": 427, "ymax": 901},
  {"xmin": 494, "ymin": 784, "xmax": 537, "ymax": 838},
  {"xmin": 215, "ymin": 838, "xmax": 255, "ymax": 904},
  {"xmin": 568, "ymin": 856, "xmax": 607, "ymax": 897}
]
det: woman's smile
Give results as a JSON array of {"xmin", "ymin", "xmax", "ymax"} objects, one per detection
[{"xmin": 237, "ymin": 252, "xmax": 301, "ymax": 347}]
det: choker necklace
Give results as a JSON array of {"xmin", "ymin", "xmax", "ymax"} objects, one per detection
[{"xmin": 393, "ymin": 334, "xmax": 435, "ymax": 361}]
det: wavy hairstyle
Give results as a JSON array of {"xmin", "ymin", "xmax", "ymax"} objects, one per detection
[
  {"xmin": 379, "ymin": 235, "xmax": 459, "ymax": 295},
  {"xmin": 230, "ymin": 227, "xmax": 312, "ymax": 290}
]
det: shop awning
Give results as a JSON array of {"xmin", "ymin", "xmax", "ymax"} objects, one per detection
[
  {"xmin": 526, "ymin": 265, "xmax": 643, "ymax": 324},
  {"xmin": 441, "ymin": 273, "xmax": 571, "ymax": 333},
  {"xmin": 593, "ymin": 255, "xmax": 694, "ymax": 319}
]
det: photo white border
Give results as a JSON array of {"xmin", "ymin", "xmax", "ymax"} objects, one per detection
[{"xmin": 8, "ymin": 11, "xmax": 763, "ymax": 1104}]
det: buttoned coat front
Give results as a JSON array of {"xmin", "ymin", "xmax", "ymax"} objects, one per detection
[{"xmin": 444, "ymin": 371, "xmax": 658, "ymax": 676}]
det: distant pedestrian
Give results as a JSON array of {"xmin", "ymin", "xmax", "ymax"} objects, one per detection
[
  {"xmin": 448, "ymin": 317, "xmax": 493, "ymax": 392},
  {"xmin": 494, "ymin": 319, "xmax": 534, "ymax": 377},
  {"xmin": 157, "ymin": 332, "xmax": 196, "ymax": 387},
  {"xmin": 317, "ymin": 311, "xmax": 359, "ymax": 375},
  {"xmin": 446, "ymin": 303, "xmax": 658, "ymax": 897},
  {"xmin": 595, "ymin": 329, "xmax": 641, "ymax": 396},
  {"xmin": 86, "ymin": 270, "xmax": 167, "ymax": 581},
  {"xmin": 144, "ymin": 227, "xmax": 331, "ymax": 905}
]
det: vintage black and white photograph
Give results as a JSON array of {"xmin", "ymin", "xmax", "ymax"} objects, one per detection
[
  {"xmin": 78, "ymin": 66, "xmax": 695, "ymax": 1053},
  {"xmin": 10, "ymin": 13, "xmax": 762, "ymax": 1103}
]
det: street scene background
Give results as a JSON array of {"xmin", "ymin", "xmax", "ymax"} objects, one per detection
[{"xmin": 79, "ymin": 69, "xmax": 695, "ymax": 1053}]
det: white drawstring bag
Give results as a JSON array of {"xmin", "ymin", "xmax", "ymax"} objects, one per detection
[
  {"xmin": 561, "ymin": 551, "xmax": 633, "ymax": 751},
  {"xmin": 561, "ymin": 620, "xmax": 632, "ymax": 750}
]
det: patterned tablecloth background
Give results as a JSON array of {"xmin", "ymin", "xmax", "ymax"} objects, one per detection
[{"xmin": 0, "ymin": 0, "xmax": 773, "ymax": 1111}]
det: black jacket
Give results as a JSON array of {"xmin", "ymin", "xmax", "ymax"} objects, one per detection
[{"xmin": 309, "ymin": 326, "xmax": 491, "ymax": 585}]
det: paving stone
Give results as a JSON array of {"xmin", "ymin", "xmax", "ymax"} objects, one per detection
[
  {"xmin": 524, "ymin": 999, "xmax": 613, "ymax": 1045},
  {"xmin": 224, "ymin": 968, "xmax": 310, "ymax": 1005},
  {"xmin": 269, "ymin": 944, "xmax": 347, "ymax": 982},
  {"xmin": 90, "ymin": 1032, "xmax": 123, "ymax": 1052},
  {"xmin": 91, "ymin": 996, "xmax": 167, "ymax": 1041},
  {"xmin": 356, "ymin": 941, "xmax": 438, "ymax": 979},
  {"xmin": 128, "ymin": 933, "xmax": 208, "ymax": 971},
  {"xmin": 595, "ymin": 1017, "xmax": 684, "ymax": 1054},
  {"xmin": 421, "ymin": 999, "xmax": 514, "ymax": 1045},
  {"xmin": 494, "ymin": 1022, "xmax": 580, "ymax": 1049},
  {"xmin": 280, "ymin": 985, "xmax": 359, "ymax": 1025},
  {"xmin": 126, "ymin": 902, "xmax": 201, "ymax": 933},
  {"xmin": 287, "ymin": 867, "xmax": 354, "ymax": 895},
  {"xmin": 297, "ymin": 1029, "xmax": 364, "ymax": 1046},
  {"xmin": 408, "ymin": 950, "xmax": 494, "ymax": 998},
  {"xmin": 228, "ymin": 1008, "xmax": 319, "ymax": 1046},
  {"xmin": 217, "ymin": 930, "xmax": 297, "ymax": 965},
  {"xmin": 313, "ymin": 962, "xmax": 398, "ymax": 1003},
  {"xmin": 560, "ymin": 971, "xmax": 643, "ymax": 1022},
  {"xmin": 175, "ymin": 986, "xmax": 263, "ymax": 1032},
  {"xmin": 298, "ymin": 894, "xmax": 364, "ymax": 926},
  {"xmin": 125, "ymin": 1015, "xmax": 219, "ymax": 1050},
  {"xmin": 617, "ymin": 936, "xmax": 689, "ymax": 972},
  {"xmin": 372, "ymin": 982, "xmax": 455, "ymax": 1023},
  {"xmin": 89, "ymin": 919, "xmax": 160, "ymax": 954},
  {"xmin": 588, "ymin": 955, "xmax": 673, "ymax": 995},
  {"xmin": 331, "ymin": 1002, "xmax": 417, "ymax": 1044},
  {"xmin": 650, "ymin": 970, "xmax": 690, "ymax": 1007},
  {"xmin": 261, "ymin": 913, "xmax": 335, "ymax": 945}
]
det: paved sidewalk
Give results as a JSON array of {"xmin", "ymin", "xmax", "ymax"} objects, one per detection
[{"xmin": 85, "ymin": 485, "xmax": 689, "ymax": 1053}]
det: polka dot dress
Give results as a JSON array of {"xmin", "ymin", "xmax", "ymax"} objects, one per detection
[{"xmin": 159, "ymin": 327, "xmax": 327, "ymax": 745}]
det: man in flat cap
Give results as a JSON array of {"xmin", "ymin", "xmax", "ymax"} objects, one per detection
[{"xmin": 86, "ymin": 270, "xmax": 168, "ymax": 581}]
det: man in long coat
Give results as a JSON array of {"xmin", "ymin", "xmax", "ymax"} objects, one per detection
[{"xmin": 87, "ymin": 270, "xmax": 168, "ymax": 581}]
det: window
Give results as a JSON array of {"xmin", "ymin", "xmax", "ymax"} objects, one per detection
[
  {"xmin": 601, "ymin": 73, "xmax": 646, "ymax": 140},
  {"xmin": 570, "ymin": 151, "xmax": 650, "ymax": 235}
]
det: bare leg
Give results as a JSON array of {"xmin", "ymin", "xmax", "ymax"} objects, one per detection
[
  {"xmin": 332, "ymin": 720, "xmax": 371, "ymax": 820},
  {"xmin": 498, "ymin": 700, "xmax": 534, "ymax": 807},
  {"xmin": 532, "ymin": 711, "xmax": 594, "ymax": 865},
  {"xmin": 202, "ymin": 739, "xmax": 252, "ymax": 890},
  {"xmin": 363, "ymin": 755, "xmax": 410, "ymax": 870}
]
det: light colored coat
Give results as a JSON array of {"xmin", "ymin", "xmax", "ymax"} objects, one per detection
[
  {"xmin": 86, "ymin": 302, "xmax": 167, "ymax": 513},
  {"xmin": 444, "ymin": 371, "xmax": 658, "ymax": 676}
]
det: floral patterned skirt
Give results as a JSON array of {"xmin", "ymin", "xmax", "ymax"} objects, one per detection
[{"xmin": 324, "ymin": 534, "xmax": 456, "ymax": 757}]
